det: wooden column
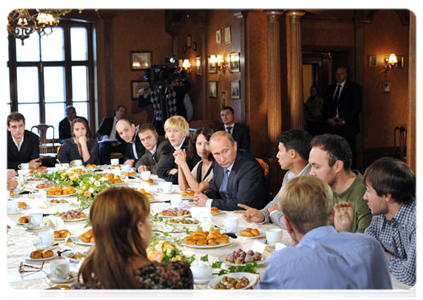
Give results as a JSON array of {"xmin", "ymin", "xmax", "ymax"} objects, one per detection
[
  {"xmin": 265, "ymin": 10, "xmax": 284, "ymax": 156},
  {"xmin": 286, "ymin": 11, "xmax": 305, "ymax": 130},
  {"xmin": 407, "ymin": 11, "xmax": 416, "ymax": 173}
]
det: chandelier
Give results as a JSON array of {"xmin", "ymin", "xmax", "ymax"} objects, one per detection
[{"xmin": 7, "ymin": 9, "xmax": 73, "ymax": 45}]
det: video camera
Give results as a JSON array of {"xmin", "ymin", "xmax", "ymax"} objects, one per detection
[{"xmin": 144, "ymin": 57, "xmax": 186, "ymax": 87}]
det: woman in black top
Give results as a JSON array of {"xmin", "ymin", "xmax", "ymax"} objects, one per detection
[{"xmin": 58, "ymin": 118, "xmax": 98, "ymax": 165}]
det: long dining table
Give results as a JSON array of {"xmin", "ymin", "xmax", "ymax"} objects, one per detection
[{"xmin": 6, "ymin": 166, "xmax": 412, "ymax": 296}]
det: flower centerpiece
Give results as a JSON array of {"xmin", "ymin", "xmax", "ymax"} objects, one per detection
[
  {"xmin": 147, "ymin": 240, "xmax": 194, "ymax": 264},
  {"xmin": 76, "ymin": 174, "xmax": 111, "ymax": 209},
  {"xmin": 47, "ymin": 168, "xmax": 87, "ymax": 187}
]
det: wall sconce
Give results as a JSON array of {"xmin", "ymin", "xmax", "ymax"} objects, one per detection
[
  {"xmin": 182, "ymin": 59, "xmax": 191, "ymax": 75},
  {"xmin": 384, "ymin": 53, "xmax": 398, "ymax": 71},
  {"xmin": 215, "ymin": 54, "xmax": 228, "ymax": 74}
]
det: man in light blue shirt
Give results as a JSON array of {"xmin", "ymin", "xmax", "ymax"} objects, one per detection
[{"xmin": 255, "ymin": 176, "xmax": 392, "ymax": 289}]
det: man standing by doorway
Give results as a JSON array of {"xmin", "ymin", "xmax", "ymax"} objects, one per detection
[{"xmin": 323, "ymin": 66, "xmax": 362, "ymax": 168}]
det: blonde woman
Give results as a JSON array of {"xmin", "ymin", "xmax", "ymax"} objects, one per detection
[
  {"xmin": 157, "ymin": 116, "xmax": 195, "ymax": 183},
  {"xmin": 71, "ymin": 187, "xmax": 193, "ymax": 289}
]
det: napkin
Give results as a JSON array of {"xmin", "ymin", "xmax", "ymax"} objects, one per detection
[
  {"xmin": 250, "ymin": 240, "xmax": 272, "ymax": 255},
  {"xmin": 190, "ymin": 207, "xmax": 212, "ymax": 223}
]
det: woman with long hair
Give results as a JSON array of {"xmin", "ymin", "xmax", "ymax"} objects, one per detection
[
  {"xmin": 175, "ymin": 127, "xmax": 214, "ymax": 192},
  {"xmin": 71, "ymin": 187, "xmax": 193, "ymax": 289},
  {"xmin": 58, "ymin": 118, "xmax": 98, "ymax": 165}
]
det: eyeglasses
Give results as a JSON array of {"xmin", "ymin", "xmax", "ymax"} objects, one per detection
[{"xmin": 18, "ymin": 261, "xmax": 45, "ymax": 274}]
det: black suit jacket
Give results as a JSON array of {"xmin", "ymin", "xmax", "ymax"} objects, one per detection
[
  {"xmin": 216, "ymin": 123, "xmax": 250, "ymax": 152},
  {"xmin": 204, "ymin": 150, "xmax": 269, "ymax": 211},
  {"xmin": 96, "ymin": 117, "xmax": 125, "ymax": 144},
  {"xmin": 323, "ymin": 80, "xmax": 362, "ymax": 135},
  {"xmin": 135, "ymin": 136, "xmax": 173, "ymax": 174},
  {"xmin": 157, "ymin": 137, "xmax": 196, "ymax": 184},
  {"xmin": 8, "ymin": 130, "xmax": 40, "ymax": 170},
  {"xmin": 58, "ymin": 116, "xmax": 90, "ymax": 143},
  {"xmin": 124, "ymin": 133, "xmax": 146, "ymax": 162}
]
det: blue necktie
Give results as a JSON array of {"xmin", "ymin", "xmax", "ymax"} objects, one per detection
[{"xmin": 219, "ymin": 168, "xmax": 230, "ymax": 198}]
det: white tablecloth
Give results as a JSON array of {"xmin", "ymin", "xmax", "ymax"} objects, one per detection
[{"xmin": 6, "ymin": 172, "xmax": 411, "ymax": 293}]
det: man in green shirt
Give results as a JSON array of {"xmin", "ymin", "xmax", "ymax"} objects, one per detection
[{"xmin": 309, "ymin": 134, "xmax": 372, "ymax": 233}]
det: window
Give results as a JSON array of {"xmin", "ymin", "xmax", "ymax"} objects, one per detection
[{"xmin": 8, "ymin": 21, "xmax": 95, "ymax": 140}]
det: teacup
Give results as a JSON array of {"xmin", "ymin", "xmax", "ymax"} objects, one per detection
[
  {"xmin": 7, "ymin": 200, "xmax": 18, "ymax": 212},
  {"xmin": 121, "ymin": 164, "xmax": 130, "ymax": 172},
  {"xmin": 72, "ymin": 159, "xmax": 82, "ymax": 167},
  {"xmin": 110, "ymin": 158, "xmax": 119, "ymax": 165},
  {"xmin": 38, "ymin": 230, "xmax": 54, "ymax": 247},
  {"xmin": 17, "ymin": 169, "xmax": 30, "ymax": 176},
  {"xmin": 55, "ymin": 163, "xmax": 61, "ymax": 171},
  {"xmin": 160, "ymin": 182, "xmax": 172, "ymax": 193},
  {"xmin": 170, "ymin": 194, "xmax": 183, "ymax": 206},
  {"xmin": 40, "ymin": 287, "xmax": 63, "ymax": 300},
  {"xmin": 28, "ymin": 212, "xmax": 43, "ymax": 228},
  {"xmin": 141, "ymin": 171, "xmax": 151, "ymax": 180},
  {"xmin": 224, "ymin": 217, "xmax": 239, "ymax": 233},
  {"xmin": 266, "ymin": 228, "xmax": 282, "ymax": 246},
  {"xmin": 61, "ymin": 163, "xmax": 70, "ymax": 169},
  {"xmin": 18, "ymin": 163, "xmax": 29, "ymax": 170},
  {"xmin": 50, "ymin": 259, "xmax": 70, "ymax": 281},
  {"xmin": 190, "ymin": 261, "xmax": 212, "ymax": 281}
]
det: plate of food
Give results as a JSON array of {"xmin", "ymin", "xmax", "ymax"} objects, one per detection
[
  {"xmin": 26, "ymin": 249, "xmax": 58, "ymax": 261},
  {"xmin": 35, "ymin": 182, "xmax": 56, "ymax": 189},
  {"xmin": 26, "ymin": 177, "xmax": 46, "ymax": 184},
  {"xmin": 47, "ymin": 198, "xmax": 76, "ymax": 205},
  {"xmin": 16, "ymin": 216, "xmax": 29, "ymax": 225},
  {"xmin": 63, "ymin": 250, "xmax": 88, "ymax": 263},
  {"xmin": 160, "ymin": 208, "xmax": 191, "ymax": 218},
  {"xmin": 168, "ymin": 217, "xmax": 200, "ymax": 227},
  {"xmin": 218, "ymin": 249, "xmax": 269, "ymax": 267},
  {"xmin": 183, "ymin": 229, "xmax": 233, "ymax": 249},
  {"xmin": 181, "ymin": 190, "xmax": 195, "ymax": 200},
  {"xmin": 210, "ymin": 207, "xmax": 224, "ymax": 216},
  {"xmin": 208, "ymin": 272, "xmax": 257, "ymax": 290},
  {"xmin": 71, "ymin": 229, "xmax": 95, "ymax": 246},
  {"xmin": 58, "ymin": 210, "xmax": 88, "ymax": 221},
  {"xmin": 54, "ymin": 229, "xmax": 71, "ymax": 241},
  {"xmin": 237, "ymin": 228, "xmax": 265, "ymax": 239},
  {"xmin": 46, "ymin": 186, "xmax": 77, "ymax": 197}
]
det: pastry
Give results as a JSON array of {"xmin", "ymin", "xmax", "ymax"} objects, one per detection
[
  {"xmin": 42, "ymin": 249, "xmax": 54, "ymax": 258},
  {"xmin": 18, "ymin": 202, "xmax": 27, "ymax": 208},
  {"xmin": 30, "ymin": 250, "xmax": 42, "ymax": 259},
  {"xmin": 19, "ymin": 216, "xmax": 29, "ymax": 223}
]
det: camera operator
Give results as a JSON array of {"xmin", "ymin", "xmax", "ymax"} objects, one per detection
[{"xmin": 137, "ymin": 67, "xmax": 191, "ymax": 136}]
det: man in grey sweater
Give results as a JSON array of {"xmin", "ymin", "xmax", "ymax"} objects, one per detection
[{"xmin": 235, "ymin": 129, "xmax": 312, "ymax": 228}]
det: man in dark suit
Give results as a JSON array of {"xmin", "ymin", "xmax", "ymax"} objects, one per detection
[
  {"xmin": 194, "ymin": 131, "xmax": 269, "ymax": 211},
  {"xmin": 58, "ymin": 105, "xmax": 90, "ymax": 143},
  {"xmin": 7, "ymin": 112, "xmax": 41, "ymax": 170},
  {"xmin": 216, "ymin": 106, "xmax": 250, "ymax": 152},
  {"xmin": 135, "ymin": 123, "xmax": 173, "ymax": 174},
  {"xmin": 323, "ymin": 66, "xmax": 362, "ymax": 168},
  {"xmin": 96, "ymin": 105, "xmax": 128, "ymax": 164},
  {"xmin": 115, "ymin": 119, "xmax": 145, "ymax": 167}
]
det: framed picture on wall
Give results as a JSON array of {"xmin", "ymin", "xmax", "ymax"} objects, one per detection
[
  {"xmin": 397, "ymin": 55, "xmax": 405, "ymax": 67},
  {"xmin": 230, "ymin": 52, "xmax": 240, "ymax": 73},
  {"xmin": 230, "ymin": 80, "xmax": 240, "ymax": 99},
  {"xmin": 192, "ymin": 41, "xmax": 197, "ymax": 51},
  {"xmin": 131, "ymin": 80, "xmax": 149, "ymax": 100},
  {"xmin": 208, "ymin": 56, "xmax": 217, "ymax": 74},
  {"xmin": 368, "ymin": 54, "xmax": 377, "ymax": 67},
  {"xmin": 221, "ymin": 90, "xmax": 227, "ymax": 108},
  {"xmin": 224, "ymin": 26, "xmax": 231, "ymax": 44},
  {"xmin": 195, "ymin": 56, "xmax": 202, "ymax": 76},
  {"xmin": 216, "ymin": 29, "xmax": 222, "ymax": 45},
  {"xmin": 209, "ymin": 81, "xmax": 218, "ymax": 98},
  {"xmin": 130, "ymin": 51, "xmax": 152, "ymax": 71},
  {"xmin": 187, "ymin": 35, "xmax": 192, "ymax": 48},
  {"xmin": 383, "ymin": 81, "xmax": 391, "ymax": 93}
]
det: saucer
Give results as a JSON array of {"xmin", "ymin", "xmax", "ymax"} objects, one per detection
[
  {"xmin": 156, "ymin": 188, "xmax": 175, "ymax": 195},
  {"xmin": 194, "ymin": 275, "xmax": 214, "ymax": 285},
  {"xmin": 47, "ymin": 271, "xmax": 78, "ymax": 283},
  {"xmin": 7, "ymin": 208, "xmax": 24, "ymax": 215},
  {"xmin": 34, "ymin": 242, "xmax": 59, "ymax": 250}
]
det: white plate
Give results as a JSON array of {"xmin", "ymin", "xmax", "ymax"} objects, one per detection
[
  {"xmin": 61, "ymin": 216, "xmax": 88, "ymax": 222},
  {"xmin": 194, "ymin": 275, "xmax": 214, "ymax": 285},
  {"xmin": 208, "ymin": 272, "xmax": 257, "ymax": 290},
  {"xmin": 156, "ymin": 188, "xmax": 176, "ymax": 195},
  {"xmin": 47, "ymin": 271, "xmax": 78, "ymax": 283},
  {"xmin": 46, "ymin": 192, "xmax": 76, "ymax": 198},
  {"xmin": 159, "ymin": 213, "xmax": 191, "ymax": 219},
  {"xmin": 47, "ymin": 198, "xmax": 76, "ymax": 205},
  {"xmin": 62, "ymin": 251, "xmax": 87, "ymax": 263},
  {"xmin": 71, "ymin": 234, "xmax": 94, "ymax": 246},
  {"xmin": 218, "ymin": 254, "xmax": 270, "ymax": 267},
  {"xmin": 168, "ymin": 218, "xmax": 200, "ymax": 227},
  {"xmin": 211, "ymin": 211, "xmax": 225, "ymax": 216},
  {"xmin": 26, "ymin": 252, "xmax": 58, "ymax": 262},
  {"xmin": 184, "ymin": 237, "xmax": 233, "ymax": 249},
  {"xmin": 24, "ymin": 223, "xmax": 48, "ymax": 231},
  {"xmin": 34, "ymin": 242, "xmax": 59, "ymax": 251},
  {"xmin": 7, "ymin": 208, "xmax": 24, "ymax": 215},
  {"xmin": 237, "ymin": 230, "xmax": 265, "ymax": 239}
]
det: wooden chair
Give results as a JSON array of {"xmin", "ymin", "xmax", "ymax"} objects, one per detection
[
  {"xmin": 373, "ymin": 289, "xmax": 420, "ymax": 300},
  {"xmin": 255, "ymin": 157, "xmax": 269, "ymax": 177},
  {"xmin": 394, "ymin": 124, "xmax": 407, "ymax": 161}
]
